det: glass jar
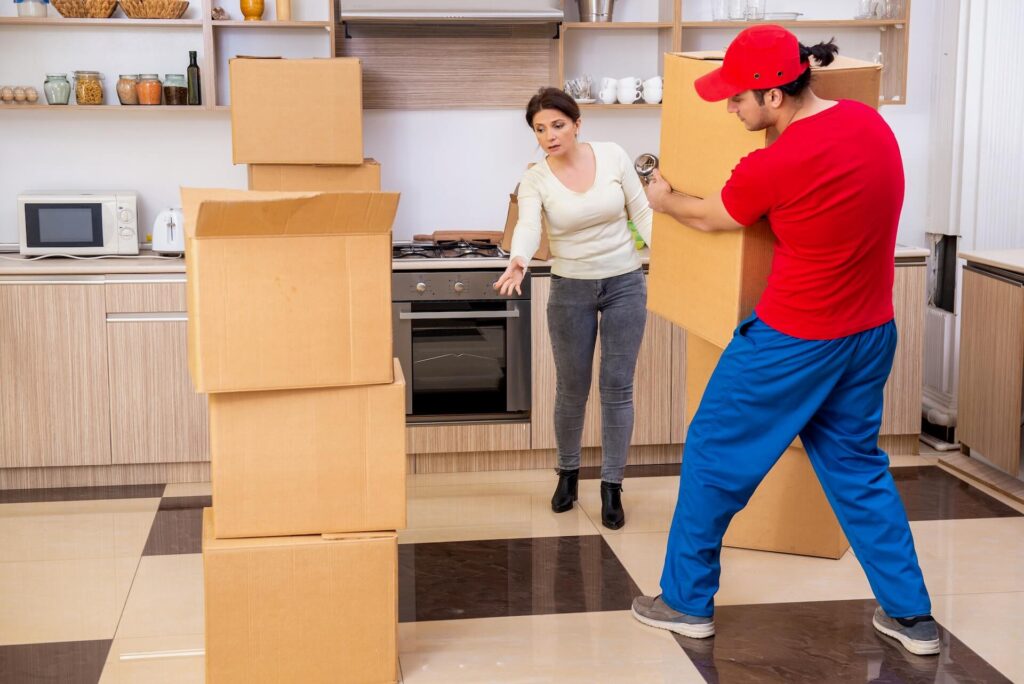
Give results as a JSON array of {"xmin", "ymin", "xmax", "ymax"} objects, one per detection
[
  {"xmin": 116, "ymin": 74, "xmax": 139, "ymax": 105},
  {"xmin": 16, "ymin": 0, "xmax": 48, "ymax": 17},
  {"xmin": 137, "ymin": 74, "xmax": 162, "ymax": 105},
  {"xmin": 73, "ymin": 71, "xmax": 104, "ymax": 105},
  {"xmin": 162, "ymin": 73, "xmax": 188, "ymax": 106},
  {"xmin": 43, "ymin": 73, "xmax": 71, "ymax": 105}
]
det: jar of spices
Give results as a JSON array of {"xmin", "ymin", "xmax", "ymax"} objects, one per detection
[
  {"xmin": 137, "ymin": 74, "xmax": 162, "ymax": 105},
  {"xmin": 73, "ymin": 71, "xmax": 104, "ymax": 105},
  {"xmin": 43, "ymin": 73, "xmax": 71, "ymax": 105},
  {"xmin": 162, "ymin": 74, "xmax": 187, "ymax": 106},
  {"xmin": 116, "ymin": 74, "xmax": 139, "ymax": 105}
]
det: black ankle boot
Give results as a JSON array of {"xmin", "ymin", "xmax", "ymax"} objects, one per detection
[
  {"xmin": 600, "ymin": 481, "xmax": 625, "ymax": 530},
  {"xmin": 551, "ymin": 468, "xmax": 579, "ymax": 513}
]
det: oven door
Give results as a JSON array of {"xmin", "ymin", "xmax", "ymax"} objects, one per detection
[
  {"xmin": 19, "ymin": 200, "xmax": 113, "ymax": 255},
  {"xmin": 393, "ymin": 299, "xmax": 530, "ymax": 422}
]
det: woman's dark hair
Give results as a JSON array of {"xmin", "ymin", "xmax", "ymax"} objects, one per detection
[
  {"xmin": 525, "ymin": 87, "xmax": 581, "ymax": 128},
  {"xmin": 752, "ymin": 39, "xmax": 839, "ymax": 104}
]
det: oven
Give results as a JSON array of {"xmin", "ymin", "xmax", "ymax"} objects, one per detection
[{"xmin": 392, "ymin": 270, "xmax": 531, "ymax": 423}]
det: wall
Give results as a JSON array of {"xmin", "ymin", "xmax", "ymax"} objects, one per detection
[{"xmin": 0, "ymin": 1, "xmax": 940, "ymax": 248}]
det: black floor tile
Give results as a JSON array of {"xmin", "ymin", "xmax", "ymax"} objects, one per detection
[
  {"xmin": 141, "ymin": 496, "xmax": 207, "ymax": 556},
  {"xmin": 0, "ymin": 484, "xmax": 166, "ymax": 505},
  {"xmin": 0, "ymin": 639, "xmax": 111, "ymax": 684},
  {"xmin": 399, "ymin": 535, "xmax": 640, "ymax": 623},
  {"xmin": 892, "ymin": 466, "xmax": 1021, "ymax": 521},
  {"xmin": 673, "ymin": 598, "xmax": 1010, "ymax": 684}
]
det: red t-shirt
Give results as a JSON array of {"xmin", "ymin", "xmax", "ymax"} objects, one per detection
[{"xmin": 721, "ymin": 99, "xmax": 903, "ymax": 340}]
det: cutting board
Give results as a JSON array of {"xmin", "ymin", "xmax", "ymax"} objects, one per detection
[{"xmin": 412, "ymin": 231, "xmax": 504, "ymax": 245}]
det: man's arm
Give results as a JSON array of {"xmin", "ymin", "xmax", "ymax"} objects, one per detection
[{"xmin": 643, "ymin": 169, "xmax": 744, "ymax": 233}]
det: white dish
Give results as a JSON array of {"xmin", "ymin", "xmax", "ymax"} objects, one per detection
[{"xmin": 574, "ymin": 97, "xmax": 597, "ymax": 104}]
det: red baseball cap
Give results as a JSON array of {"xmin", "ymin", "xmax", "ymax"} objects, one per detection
[{"xmin": 694, "ymin": 24, "xmax": 808, "ymax": 102}]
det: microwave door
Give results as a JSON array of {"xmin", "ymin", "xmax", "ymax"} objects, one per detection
[{"xmin": 24, "ymin": 203, "xmax": 104, "ymax": 250}]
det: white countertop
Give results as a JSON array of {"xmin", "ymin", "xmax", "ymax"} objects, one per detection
[{"xmin": 959, "ymin": 249, "xmax": 1024, "ymax": 276}]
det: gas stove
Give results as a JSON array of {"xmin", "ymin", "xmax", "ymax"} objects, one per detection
[{"xmin": 393, "ymin": 239, "xmax": 507, "ymax": 260}]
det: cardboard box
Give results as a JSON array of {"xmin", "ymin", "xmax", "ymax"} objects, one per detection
[
  {"xmin": 685, "ymin": 333, "xmax": 849, "ymax": 559},
  {"xmin": 500, "ymin": 182, "xmax": 551, "ymax": 262},
  {"xmin": 202, "ymin": 509, "xmax": 398, "ymax": 683},
  {"xmin": 181, "ymin": 188, "xmax": 398, "ymax": 394},
  {"xmin": 648, "ymin": 53, "xmax": 882, "ymax": 348},
  {"xmin": 209, "ymin": 359, "xmax": 406, "ymax": 538},
  {"xmin": 230, "ymin": 57, "xmax": 363, "ymax": 165},
  {"xmin": 248, "ymin": 159, "xmax": 382, "ymax": 192}
]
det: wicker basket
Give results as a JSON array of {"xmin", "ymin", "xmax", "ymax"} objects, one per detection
[
  {"xmin": 50, "ymin": 0, "xmax": 118, "ymax": 17},
  {"xmin": 118, "ymin": 0, "xmax": 189, "ymax": 19}
]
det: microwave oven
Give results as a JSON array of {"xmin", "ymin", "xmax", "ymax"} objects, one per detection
[{"xmin": 17, "ymin": 191, "xmax": 139, "ymax": 256}]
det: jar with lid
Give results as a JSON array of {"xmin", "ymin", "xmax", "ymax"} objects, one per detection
[
  {"xmin": 137, "ymin": 74, "xmax": 162, "ymax": 105},
  {"xmin": 162, "ymin": 74, "xmax": 187, "ymax": 106},
  {"xmin": 116, "ymin": 75, "xmax": 139, "ymax": 105},
  {"xmin": 15, "ymin": 0, "xmax": 49, "ymax": 17},
  {"xmin": 73, "ymin": 71, "xmax": 104, "ymax": 105},
  {"xmin": 43, "ymin": 73, "xmax": 71, "ymax": 105}
]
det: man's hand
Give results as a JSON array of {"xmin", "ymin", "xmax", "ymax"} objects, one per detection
[
  {"xmin": 494, "ymin": 257, "xmax": 528, "ymax": 296},
  {"xmin": 644, "ymin": 169, "xmax": 673, "ymax": 213}
]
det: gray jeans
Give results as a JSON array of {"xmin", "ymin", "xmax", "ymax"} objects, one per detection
[{"xmin": 547, "ymin": 268, "xmax": 647, "ymax": 483}]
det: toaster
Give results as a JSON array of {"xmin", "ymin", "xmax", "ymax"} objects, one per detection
[{"xmin": 152, "ymin": 208, "xmax": 185, "ymax": 255}]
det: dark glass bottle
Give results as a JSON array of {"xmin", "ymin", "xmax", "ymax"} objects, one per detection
[{"xmin": 187, "ymin": 50, "xmax": 202, "ymax": 106}]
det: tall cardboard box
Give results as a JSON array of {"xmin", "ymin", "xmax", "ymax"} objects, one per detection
[
  {"xmin": 685, "ymin": 333, "xmax": 849, "ymax": 559},
  {"xmin": 248, "ymin": 159, "xmax": 382, "ymax": 192},
  {"xmin": 181, "ymin": 188, "xmax": 398, "ymax": 394},
  {"xmin": 648, "ymin": 53, "xmax": 882, "ymax": 348},
  {"xmin": 202, "ymin": 509, "xmax": 398, "ymax": 683},
  {"xmin": 209, "ymin": 359, "xmax": 406, "ymax": 539},
  {"xmin": 230, "ymin": 57, "xmax": 363, "ymax": 165}
]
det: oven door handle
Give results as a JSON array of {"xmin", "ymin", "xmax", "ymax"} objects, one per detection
[{"xmin": 399, "ymin": 310, "xmax": 520, "ymax": 320}]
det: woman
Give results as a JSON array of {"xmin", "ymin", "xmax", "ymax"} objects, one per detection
[{"xmin": 495, "ymin": 87, "xmax": 653, "ymax": 529}]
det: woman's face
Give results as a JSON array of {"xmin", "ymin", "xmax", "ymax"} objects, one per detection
[{"xmin": 531, "ymin": 108, "xmax": 579, "ymax": 157}]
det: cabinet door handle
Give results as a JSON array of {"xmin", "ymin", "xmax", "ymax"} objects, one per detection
[{"xmin": 106, "ymin": 312, "xmax": 188, "ymax": 322}]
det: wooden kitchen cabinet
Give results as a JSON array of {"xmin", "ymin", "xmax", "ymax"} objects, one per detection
[
  {"xmin": 880, "ymin": 263, "xmax": 926, "ymax": 437},
  {"xmin": 530, "ymin": 274, "xmax": 673, "ymax": 450},
  {"xmin": 105, "ymin": 280, "xmax": 209, "ymax": 465},
  {"xmin": 0, "ymin": 279, "xmax": 111, "ymax": 468},
  {"xmin": 957, "ymin": 265, "xmax": 1024, "ymax": 478}
]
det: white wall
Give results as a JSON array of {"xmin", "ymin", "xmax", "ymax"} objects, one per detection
[{"xmin": 0, "ymin": 0, "xmax": 940, "ymax": 248}]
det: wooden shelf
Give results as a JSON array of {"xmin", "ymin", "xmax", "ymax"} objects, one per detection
[
  {"xmin": 211, "ymin": 20, "xmax": 330, "ymax": 29},
  {"xmin": 562, "ymin": 22, "xmax": 673, "ymax": 30},
  {"xmin": 0, "ymin": 17, "xmax": 202, "ymax": 26},
  {"xmin": 580, "ymin": 103, "xmax": 662, "ymax": 110},
  {"xmin": 0, "ymin": 103, "xmax": 213, "ymax": 110},
  {"xmin": 679, "ymin": 19, "xmax": 905, "ymax": 28}
]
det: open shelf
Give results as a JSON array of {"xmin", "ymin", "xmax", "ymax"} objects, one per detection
[
  {"xmin": 0, "ymin": 17, "xmax": 202, "ymax": 26},
  {"xmin": 562, "ymin": 22, "xmax": 673, "ymax": 30},
  {"xmin": 0, "ymin": 103, "xmax": 212, "ymax": 110},
  {"xmin": 212, "ymin": 20, "xmax": 330, "ymax": 29},
  {"xmin": 580, "ymin": 103, "xmax": 662, "ymax": 109},
  {"xmin": 679, "ymin": 19, "xmax": 905, "ymax": 28}
]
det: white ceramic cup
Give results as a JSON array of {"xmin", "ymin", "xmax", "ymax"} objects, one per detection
[
  {"xmin": 617, "ymin": 76, "xmax": 641, "ymax": 91},
  {"xmin": 643, "ymin": 87, "xmax": 663, "ymax": 104},
  {"xmin": 617, "ymin": 87, "xmax": 642, "ymax": 104},
  {"xmin": 643, "ymin": 76, "xmax": 663, "ymax": 92},
  {"xmin": 600, "ymin": 77, "xmax": 617, "ymax": 92},
  {"xmin": 598, "ymin": 87, "xmax": 618, "ymax": 104}
]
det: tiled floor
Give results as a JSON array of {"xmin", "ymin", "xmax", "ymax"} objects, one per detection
[{"xmin": 1, "ymin": 457, "xmax": 1022, "ymax": 683}]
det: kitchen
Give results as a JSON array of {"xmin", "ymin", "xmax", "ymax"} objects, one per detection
[{"xmin": 2, "ymin": 1, "xmax": 1024, "ymax": 683}]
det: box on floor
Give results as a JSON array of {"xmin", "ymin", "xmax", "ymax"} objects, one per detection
[
  {"xmin": 247, "ymin": 159, "xmax": 382, "ymax": 192},
  {"xmin": 181, "ymin": 188, "xmax": 398, "ymax": 394},
  {"xmin": 648, "ymin": 53, "xmax": 882, "ymax": 348},
  {"xmin": 230, "ymin": 57, "xmax": 364, "ymax": 165},
  {"xmin": 209, "ymin": 359, "xmax": 406, "ymax": 539},
  {"xmin": 202, "ymin": 509, "xmax": 398, "ymax": 684},
  {"xmin": 685, "ymin": 332, "xmax": 849, "ymax": 560}
]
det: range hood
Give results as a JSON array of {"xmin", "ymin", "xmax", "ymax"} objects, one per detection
[{"xmin": 339, "ymin": 0, "xmax": 564, "ymax": 24}]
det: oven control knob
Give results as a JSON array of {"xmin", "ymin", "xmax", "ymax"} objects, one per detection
[
  {"xmin": 118, "ymin": 209, "xmax": 132, "ymax": 222},
  {"xmin": 453, "ymin": 281, "xmax": 465, "ymax": 294},
  {"xmin": 415, "ymin": 282, "xmax": 427, "ymax": 293}
]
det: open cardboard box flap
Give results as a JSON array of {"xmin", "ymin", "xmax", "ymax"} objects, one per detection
[{"xmin": 193, "ymin": 192, "xmax": 399, "ymax": 238}]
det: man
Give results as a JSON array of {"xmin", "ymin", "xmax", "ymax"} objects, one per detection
[{"xmin": 631, "ymin": 25, "xmax": 939, "ymax": 656}]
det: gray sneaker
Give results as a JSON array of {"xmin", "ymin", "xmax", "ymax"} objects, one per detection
[
  {"xmin": 872, "ymin": 607, "xmax": 941, "ymax": 656},
  {"xmin": 631, "ymin": 595, "xmax": 715, "ymax": 639}
]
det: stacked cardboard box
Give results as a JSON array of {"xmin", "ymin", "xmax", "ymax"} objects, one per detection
[
  {"xmin": 649, "ymin": 53, "xmax": 882, "ymax": 559},
  {"xmin": 187, "ymin": 57, "xmax": 403, "ymax": 684}
]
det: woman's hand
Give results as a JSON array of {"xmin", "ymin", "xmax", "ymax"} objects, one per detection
[
  {"xmin": 644, "ymin": 168, "xmax": 673, "ymax": 213},
  {"xmin": 494, "ymin": 257, "xmax": 528, "ymax": 296}
]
